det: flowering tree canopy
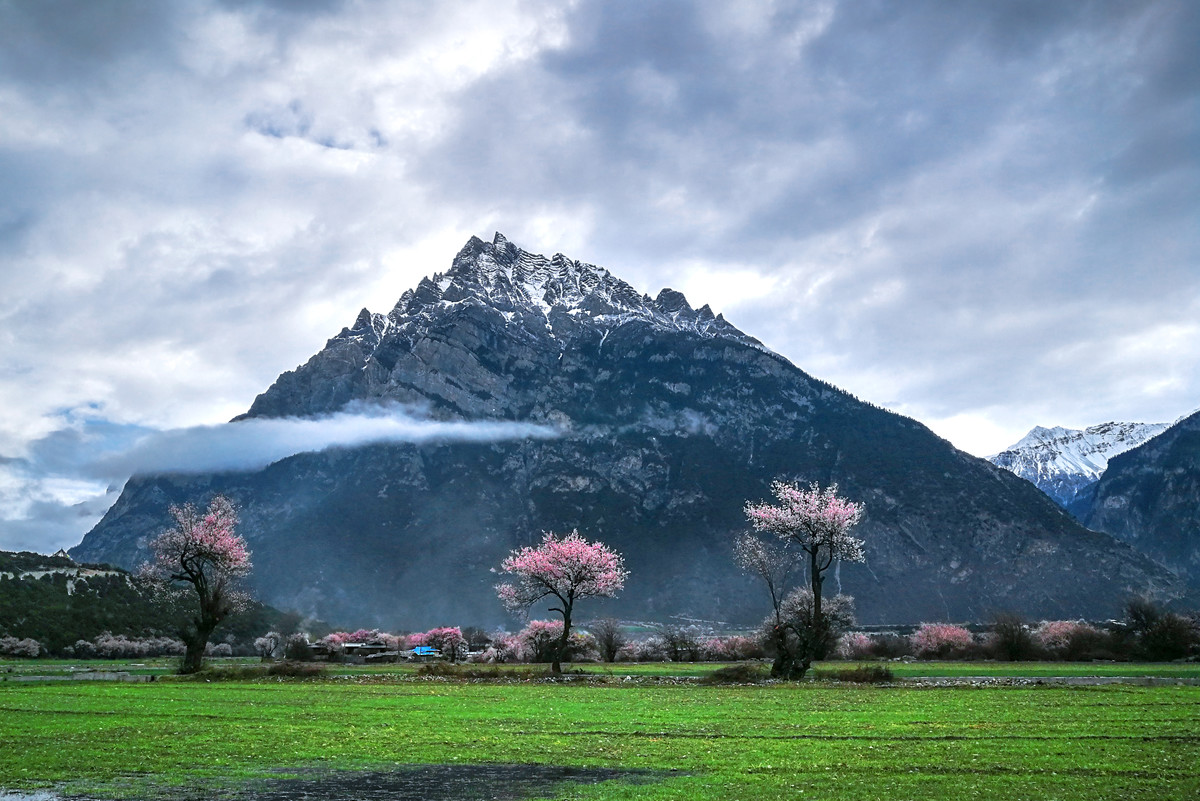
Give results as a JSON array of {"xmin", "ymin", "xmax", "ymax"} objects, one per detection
[
  {"xmin": 144, "ymin": 494, "xmax": 251, "ymax": 674},
  {"xmin": 741, "ymin": 481, "xmax": 866, "ymax": 679},
  {"xmin": 148, "ymin": 495, "xmax": 251, "ymax": 586},
  {"xmin": 745, "ymin": 480, "xmax": 864, "ymax": 564},
  {"xmin": 494, "ymin": 530, "xmax": 627, "ymax": 673}
]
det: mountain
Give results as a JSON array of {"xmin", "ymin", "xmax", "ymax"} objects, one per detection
[
  {"xmin": 71, "ymin": 233, "xmax": 1182, "ymax": 627},
  {"xmin": 988, "ymin": 422, "xmax": 1170, "ymax": 516},
  {"xmin": 1083, "ymin": 410, "xmax": 1200, "ymax": 588}
]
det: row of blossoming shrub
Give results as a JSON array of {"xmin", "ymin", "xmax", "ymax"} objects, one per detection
[
  {"xmin": 253, "ymin": 621, "xmax": 770, "ymax": 665},
  {"xmin": 0, "ymin": 635, "xmax": 42, "ymax": 658},
  {"xmin": 836, "ymin": 613, "xmax": 1199, "ymax": 662},
  {"xmin": 253, "ymin": 612, "xmax": 1198, "ymax": 666}
]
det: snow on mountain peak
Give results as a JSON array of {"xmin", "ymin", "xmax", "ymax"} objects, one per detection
[
  {"xmin": 988, "ymin": 420, "xmax": 1170, "ymax": 508},
  {"xmin": 371, "ymin": 232, "xmax": 764, "ymax": 348}
]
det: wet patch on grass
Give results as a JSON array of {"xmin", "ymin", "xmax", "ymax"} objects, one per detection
[
  {"xmin": 5, "ymin": 764, "xmax": 671, "ymax": 801},
  {"xmin": 246, "ymin": 764, "xmax": 667, "ymax": 800}
]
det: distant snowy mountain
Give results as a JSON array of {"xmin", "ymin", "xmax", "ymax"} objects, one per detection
[{"xmin": 989, "ymin": 422, "xmax": 1170, "ymax": 511}]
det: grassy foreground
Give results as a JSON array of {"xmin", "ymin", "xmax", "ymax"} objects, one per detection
[
  {"xmin": 8, "ymin": 657, "xmax": 1200, "ymax": 679},
  {"xmin": 2, "ymin": 677, "xmax": 1199, "ymax": 800}
]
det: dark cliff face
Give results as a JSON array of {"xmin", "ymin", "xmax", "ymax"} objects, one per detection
[
  {"xmin": 72, "ymin": 233, "xmax": 1183, "ymax": 628},
  {"xmin": 1085, "ymin": 411, "xmax": 1200, "ymax": 588}
]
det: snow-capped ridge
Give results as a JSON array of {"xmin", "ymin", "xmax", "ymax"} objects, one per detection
[
  {"xmin": 367, "ymin": 232, "xmax": 763, "ymax": 348},
  {"xmin": 988, "ymin": 420, "xmax": 1170, "ymax": 509}
]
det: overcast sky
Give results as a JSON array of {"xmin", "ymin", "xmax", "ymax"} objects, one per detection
[{"xmin": 1, "ymin": 0, "xmax": 1197, "ymax": 553}]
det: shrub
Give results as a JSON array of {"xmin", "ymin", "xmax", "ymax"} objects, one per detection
[
  {"xmin": 587, "ymin": 618, "xmax": 626, "ymax": 663},
  {"xmin": 867, "ymin": 633, "xmax": 913, "ymax": 659},
  {"xmin": 1123, "ymin": 597, "xmax": 1199, "ymax": 661},
  {"xmin": 911, "ymin": 623, "xmax": 974, "ymax": 659},
  {"xmin": 701, "ymin": 663, "xmax": 769, "ymax": 684},
  {"xmin": 254, "ymin": 632, "xmax": 283, "ymax": 659},
  {"xmin": 75, "ymin": 634, "xmax": 186, "ymax": 659},
  {"xmin": 516, "ymin": 620, "xmax": 595, "ymax": 663},
  {"xmin": 813, "ymin": 665, "xmax": 894, "ymax": 683},
  {"xmin": 0, "ymin": 636, "xmax": 41, "ymax": 658},
  {"xmin": 834, "ymin": 632, "xmax": 874, "ymax": 660},
  {"xmin": 1140, "ymin": 614, "xmax": 1197, "ymax": 661},
  {"xmin": 205, "ymin": 642, "xmax": 233, "ymax": 657},
  {"xmin": 988, "ymin": 613, "xmax": 1037, "ymax": 661},
  {"xmin": 655, "ymin": 623, "xmax": 704, "ymax": 662},
  {"xmin": 617, "ymin": 636, "xmax": 669, "ymax": 662},
  {"xmin": 266, "ymin": 661, "xmax": 326, "ymax": 678},
  {"xmin": 283, "ymin": 634, "xmax": 312, "ymax": 662},
  {"xmin": 1035, "ymin": 620, "xmax": 1111, "ymax": 660}
]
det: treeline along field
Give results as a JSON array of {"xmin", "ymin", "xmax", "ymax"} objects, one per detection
[{"xmin": 2, "ymin": 679, "xmax": 1198, "ymax": 800}]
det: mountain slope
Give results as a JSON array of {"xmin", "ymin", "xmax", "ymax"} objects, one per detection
[
  {"xmin": 1084, "ymin": 410, "xmax": 1200, "ymax": 587},
  {"xmin": 72, "ymin": 234, "xmax": 1181, "ymax": 627},
  {"xmin": 988, "ymin": 422, "xmax": 1169, "ymax": 514}
]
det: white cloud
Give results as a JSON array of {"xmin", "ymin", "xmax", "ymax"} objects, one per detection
[{"xmin": 0, "ymin": 405, "xmax": 560, "ymax": 553}]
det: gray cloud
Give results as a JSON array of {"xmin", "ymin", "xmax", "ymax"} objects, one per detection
[{"xmin": 0, "ymin": 0, "xmax": 1196, "ymax": 551}]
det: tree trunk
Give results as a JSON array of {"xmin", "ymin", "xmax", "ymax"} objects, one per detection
[
  {"xmin": 180, "ymin": 623, "xmax": 215, "ymax": 674},
  {"xmin": 768, "ymin": 623, "xmax": 794, "ymax": 679},
  {"xmin": 790, "ymin": 656, "xmax": 812, "ymax": 680},
  {"xmin": 552, "ymin": 608, "xmax": 572, "ymax": 675},
  {"xmin": 179, "ymin": 607, "xmax": 219, "ymax": 674},
  {"xmin": 809, "ymin": 548, "xmax": 829, "ymax": 661}
]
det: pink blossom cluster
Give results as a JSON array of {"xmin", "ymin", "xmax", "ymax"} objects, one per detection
[
  {"xmin": 517, "ymin": 618, "xmax": 566, "ymax": 662},
  {"xmin": 495, "ymin": 530, "xmax": 627, "ymax": 614},
  {"xmin": 467, "ymin": 622, "xmax": 598, "ymax": 663},
  {"xmin": 911, "ymin": 623, "xmax": 975, "ymax": 657},
  {"xmin": 744, "ymin": 481, "xmax": 865, "ymax": 562},
  {"xmin": 322, "ymin": 631, "xmax": 355, "ymax": 646},
  {"xmin": 834, "ymin": 632, "xmax": 875, "ymax": 660},
  {"xmin": 150, "ymin": 496, "xmax": 251, "ymax": 581},
  {"xmin": 422, "ymin": 626, "xmax": 466, "ymax": 659},
  {"xmin": 1034, "ymin": 620, "xmax": 1099, "ymax": 652},
  {"xmin": 699, "ymin": 635, "xmax": 764, "ymax": 661}
]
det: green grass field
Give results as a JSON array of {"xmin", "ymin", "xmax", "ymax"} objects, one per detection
[
  {"xmin": 2, "ymin": 670, "xmax": 1199, "ymax": 800},
  {"xmin": 11, "ymin": 657, "xmax": 1199, "ymax": 680}
]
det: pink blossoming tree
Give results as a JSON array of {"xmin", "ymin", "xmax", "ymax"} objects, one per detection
[
  {"xmin": 494, "ymin": 530, "xmax": 627, "ymax": 673},
  {"xmin": 143, "ymin": 495, "xmax": 251, "ymax": 674},
  {"xmin": 742, "ymin": 481, "xmax": 866, "ymax": 678},
  {"xmin": 422, "ymin": 626, "xmax": 467, "ymax": 662}
]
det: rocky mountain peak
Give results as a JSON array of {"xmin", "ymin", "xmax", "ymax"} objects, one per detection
[
  {"xmin": 989, "ymin": 420, "xmax": 1170, "ymax": 511},
  {"xmin": 243, "ymin": 233, "xmax": 765, "ymax": 422},
  {"xmin": 376, "ymin": 233, "xmax": 762, "ymax": 348}
]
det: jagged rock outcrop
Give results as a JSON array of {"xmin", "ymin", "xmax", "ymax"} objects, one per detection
[
  {"xmin": 72, "ymin": 234, "xmax": 1183, "ymax": 627},
  {"xmin": 1084, "ymin": 410, "xmax": 1200, "ymax": 588}
]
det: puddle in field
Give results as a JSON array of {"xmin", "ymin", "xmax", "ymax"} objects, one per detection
[{"xmin": 2, "ymin": 764, "xmax": 672, "ymax": 801}]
